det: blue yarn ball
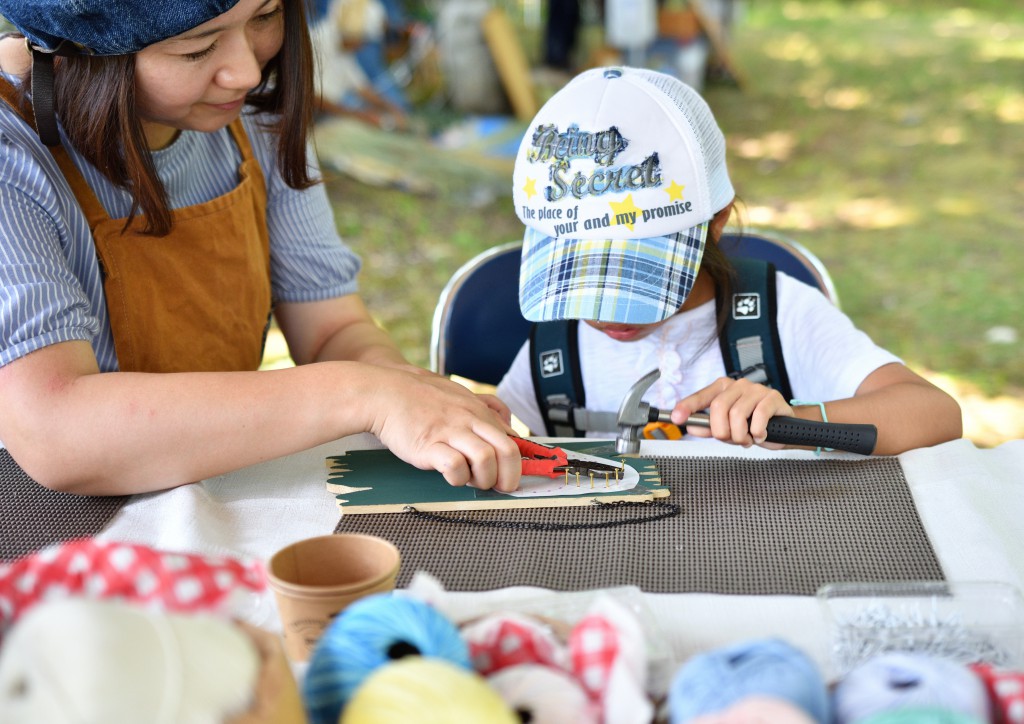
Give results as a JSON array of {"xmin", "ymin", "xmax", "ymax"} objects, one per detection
[
  {"xmin": 832, "ymin": 652, "xmax": 990, "ymax": 724},
  {"xmin": 302, "ymin": 594, "xmax": 471, "ymax": 724},
  {"xmin": 667, "ymin": 638, "xmax": 830, "ymax": 724}
]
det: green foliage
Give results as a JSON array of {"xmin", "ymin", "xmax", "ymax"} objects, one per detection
[
  {"xmin": 714, "ymin": 0, "xmax": 1024, "ymax": 394},
  {"xmin": 320, "ymin": 152, "xmax": 522, "ymax": 365}
]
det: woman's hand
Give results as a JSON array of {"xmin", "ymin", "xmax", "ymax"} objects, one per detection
[
  {"xmin": 474, "ymin": 393, "xmax": 513, "ymax": 426},
  {"xmin": 671, "ymin": 377, "xmax": 793, "ymax": 449},
  {"xmin": 365, "ymin": 368, "xmax": 522, "ymax": 492},
  {"xmin": 364, "ymin": 362, "xmax": 514, "ymax": 425},
  {"xmin": 277, "ymin": 297, "xmax": 521, "ymax": 489}
]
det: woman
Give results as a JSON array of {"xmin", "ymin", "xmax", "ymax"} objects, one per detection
[{"xmin": 0, "ymin": 0, "xmax": 521, "ymax": 494}]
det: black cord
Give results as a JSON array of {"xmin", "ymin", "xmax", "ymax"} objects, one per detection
[{"xmin": 402, "ymin": 499, "xmax": 680, "ymax": 531}]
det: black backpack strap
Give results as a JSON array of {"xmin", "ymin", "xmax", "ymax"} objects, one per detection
[
  {"xmin": 716, "ymin": 258, "xmax": 794, "ymax": 403},
  {"xmin": 529, "ymin": 320, "xmax": 585, "ymax": 436}
]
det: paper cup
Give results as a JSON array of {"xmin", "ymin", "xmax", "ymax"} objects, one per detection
[{"xmin": 266, "ymin": 534, "xmax": 401, "ymax": 661}]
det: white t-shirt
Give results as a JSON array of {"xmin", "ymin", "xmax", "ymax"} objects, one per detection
[{"xmin": 496, "ymin": 273, "xmax": 902, "ymax": 436}]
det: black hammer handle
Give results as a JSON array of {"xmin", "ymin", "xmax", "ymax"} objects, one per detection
[
  {"xmin": 675, "ymin": 412, "xmax": 878, "ymax": 455},
  {"xmin": 763, "ymin": 416, "xmax": 877, "ymax": 455}
]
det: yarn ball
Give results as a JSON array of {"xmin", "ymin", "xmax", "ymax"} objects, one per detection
[
  {"xmin": 302, "ymin": 593, "xmax": 470, "ymax": 724},
  {"xmin": 667, "ymin": 638, "xmax": 830, "ymax": 724},
  {"xmin": 341, "ymin": 657, "xmax": 518, "ymax": 724},
  {"xmin": 857, "ymin": 707, "xmax": 985, "ymax": 724},
  {"xmin": 833, "ymin": 652, "xmax": 991, "ymax": 724},
  {"xmin": 488, "ymin": 664, "xmax": 601, "ymax": 724},
  {"xmin": 0, "ymin": 598, "xmax": 263, "ymax": 723},
  {"xmin": 688, "ymin": 696, "xmax": 818, "ymax": 723}
]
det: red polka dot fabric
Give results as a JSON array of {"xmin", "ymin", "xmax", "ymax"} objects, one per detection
[
  {"xmin": 460, "ymin": 604, "xmax": 643, "ymax": 714},
  {"xmin": 971, "ymin": 663, "xmax": 1024, "ymax": 724},
  {"xmin": 0, "ymin": 539, "xmax": 266, "ymax": 637},
  {"xmin": 464, "ymin": 613, "xmax": 566, "ymax": 675}
]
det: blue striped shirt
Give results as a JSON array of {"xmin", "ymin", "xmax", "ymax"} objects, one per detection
[{"xmin": 0, "ymin": 94, "xmax": 361, "ymax": 371}]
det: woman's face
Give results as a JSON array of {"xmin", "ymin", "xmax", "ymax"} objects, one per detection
[{"xmin": 134, "ymin": 0, "xmax": 285, "ymax": 148}]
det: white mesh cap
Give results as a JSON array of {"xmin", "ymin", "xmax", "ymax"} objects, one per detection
[
  {"xmin": 513, "ymin": 66, "xmax": 735, "ymax": 324},
  {"xmin": 512, "ymin": 66, "xmax": 734, "ymax": 242}
]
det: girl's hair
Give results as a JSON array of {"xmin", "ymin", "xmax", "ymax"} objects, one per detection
[
  {"xmin": 702, "ymin": 200, "xmax": 744, "ymax": 340},
  {"xmin": 45, "ymin": 0, "xmax": 315, "ymax": 236}
]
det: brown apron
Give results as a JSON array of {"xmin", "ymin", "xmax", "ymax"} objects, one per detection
[{"xmin": 0, "ymin": 79, "xmax": 272, "ymax": 372}]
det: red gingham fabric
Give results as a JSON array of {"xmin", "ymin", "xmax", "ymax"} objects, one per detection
[
  {"xmin": 464, "ymin": 613, "xmax": 565, "ymax": 675},
  {"xmin": 971, "ymin": 663, "xmax": 1024, "ymax": 724},
  {"xmin": 0, "ymin": 539, "xmax": 266, "ymax": 636},
  {"xmin": 569, "ymin": 613, "xmax": 621, "ymax": 700}
]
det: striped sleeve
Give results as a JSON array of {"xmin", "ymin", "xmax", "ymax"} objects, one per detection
[
  {"xmin": 242, "ymin": 114, "xmax": 362, "ymax": 304},
  {"xmin": 0, "ymin": 124, "xmax": 100, "ymax": 369}
]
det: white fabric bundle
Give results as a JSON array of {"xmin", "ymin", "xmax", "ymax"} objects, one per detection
[{"xmin": 0, "ymin": 598, "xmax": 262, "ymax": 724}]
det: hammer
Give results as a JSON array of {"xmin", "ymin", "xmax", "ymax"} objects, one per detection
[{"xmin": 550, "ymin": 369, "xmax": 878, "ymax": 455}]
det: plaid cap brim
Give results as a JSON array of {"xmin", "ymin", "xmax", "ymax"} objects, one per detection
[{"xmin": 519, "ymin": 222, "xmax": 708, "ymax": 324}]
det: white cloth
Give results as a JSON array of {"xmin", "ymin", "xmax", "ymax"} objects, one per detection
[
  {"xmin": 97, "ymin": 435, "xmax": 384, "ymax": 566},
  {"xmin": 497, "ymin": 272, "xmax": 902, "ymax": 436},
  {"xmin": 900, "ymin": 437, "xmax": 1024, "ymax": 588}
]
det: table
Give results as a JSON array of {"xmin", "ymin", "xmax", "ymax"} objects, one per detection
[{"xmin": 91, "ymin": 435, "xmax": 1024, "ymax": 678}]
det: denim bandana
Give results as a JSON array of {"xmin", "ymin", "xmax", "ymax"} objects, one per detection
[
  {"xmin": 0, "ymin": 0, "xmax": 241, "ymax": 55},
  {"xmin": 513, "ymin": 66, "xmax": 734, "ymax": 324}
]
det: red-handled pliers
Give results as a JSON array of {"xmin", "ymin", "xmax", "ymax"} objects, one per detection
[{"xmin": 513, "ymin": 437, "xmax": 569, "ymax": 478}]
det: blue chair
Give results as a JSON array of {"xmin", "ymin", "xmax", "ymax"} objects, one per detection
[
  {"xmin": 429, "ymin": 229, "xmax": 838, "ymax": 386},
  {"xmin": 718, "ymin": 229, "xmax": 838, "ymax": 305},
  {"xmin": 430, "ymin": 241, "xmax": 530, "ymax": 386}
]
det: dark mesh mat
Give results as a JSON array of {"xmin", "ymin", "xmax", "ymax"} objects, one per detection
[
  {"xmin": 335, "ymin": 456, "xmax": 944, "ymax": 596},
  {"xmin": 0, "ymin": 449, "xmax": 129, "ymax": 562}
]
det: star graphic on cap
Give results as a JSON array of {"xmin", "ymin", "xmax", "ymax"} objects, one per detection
[
  {"xmin": 665, "ymin": 181, "xmax": 685, "ymax": 201},
  {"xmin": 522, "ymin": 177, "xmax": 538, "ymax": 200},
  {"xmin": 608, "ymin": 194, "xmax": 642, "ymax": 231}
]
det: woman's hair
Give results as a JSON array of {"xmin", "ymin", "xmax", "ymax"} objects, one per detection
[{"xmin": 45, "ymin": 0, "xmax": 315, "ymax": 236}]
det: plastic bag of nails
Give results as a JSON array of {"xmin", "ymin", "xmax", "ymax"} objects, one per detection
[{"xmin": 817, "ymin": 581, "xmax": 1024, "ymax": 677}]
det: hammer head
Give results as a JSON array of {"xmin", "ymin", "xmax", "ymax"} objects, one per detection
[{"xmin": 614, "ymin": 369, "xmax": 661, "ymax": 454}]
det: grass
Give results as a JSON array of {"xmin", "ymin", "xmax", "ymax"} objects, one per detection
[
  {"xmin": 713, "ymin": 0, "xmax": 1024, "ymax": 398},
  {"xmin": 268, "ymin": 0, "xmax": 1024, "ymax": 444}
]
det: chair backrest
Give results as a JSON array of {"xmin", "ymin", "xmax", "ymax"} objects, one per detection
[
  {"xmin": 718, "ymin": 227, "xmax": 839, "ymax": 305},
  {"xmin": 430, "ymin": 241, "xmax": 529, "ymax": 386},
  {"xmin": 429, "ymin": 229, "xmax": 837, "ymax": 386}
]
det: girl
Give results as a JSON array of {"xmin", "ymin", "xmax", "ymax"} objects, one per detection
[
  {"xmin": 498, "ymin": 66, "xmax": 962, "ymax": 455},
  {"xmin": 0, "ymin": 0, "xmax": 521, "ymax": 494}
]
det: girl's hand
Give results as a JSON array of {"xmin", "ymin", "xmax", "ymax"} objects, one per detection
[{"xmin": 670, "ymin": 377, "xmax": 794, "ymax": 449}]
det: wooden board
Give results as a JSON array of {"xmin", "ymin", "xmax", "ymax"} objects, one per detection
[
  {"xmin": 689, "ymin": 0, "xmax": 745, "ymax": 88},
  {"xmin": 326, "ymin": 442, "xmax": 668, "ymax": 515},
  {"xmin": 481, "ymin": 7, "xmax": 539, "ymax": 122}
]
